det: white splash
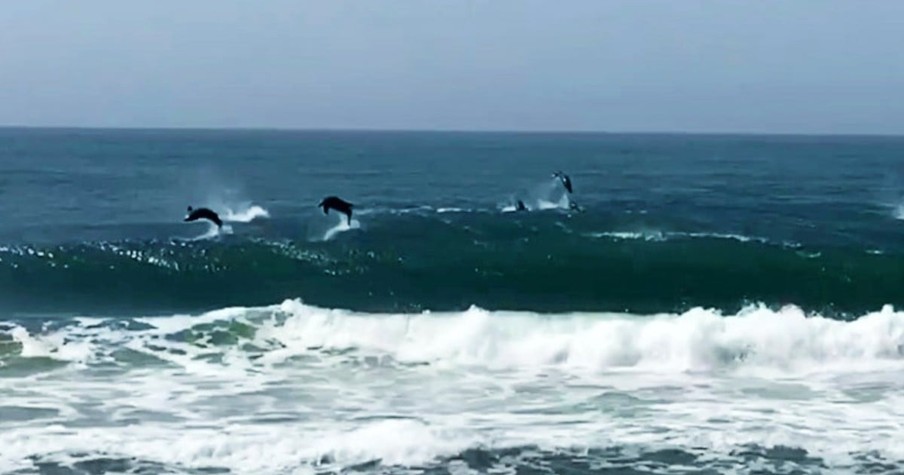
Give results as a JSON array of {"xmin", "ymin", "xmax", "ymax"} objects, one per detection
[
  {"xmin": 222, "ymin": 204, "xmax": 270, "ymax": 223},
  {"xmin": 895, "ymin": 202, "xmax": 904, "ymax": 220},
  {"xmin": 187, "ymin": 221, "xmax": 230, "ymax": 241},
  {"xmin": 323, "ymin": 219, "xmax": 360, "ymax": 241},
  {"xmin": 501, "ymin": 177, "xmax": 574, "ymax": 213},
  {"xmin": 312, "ymin": 212, "xmax": 361, "ymax": 242}
]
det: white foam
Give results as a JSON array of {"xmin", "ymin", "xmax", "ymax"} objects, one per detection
[
  {"xmin": 3, "ymin": 302, "xmax": 904, "ymax": 472},
  {"xmin": 591, "ymin": 230, "xmax": 666, "ymax": 241},
  {"xmin": 9, "ymin": 325, "xmax": 93, "ymax": 364},
  {"xmin": 306, "ymin": 419, "xmax": 477, "ymax": 468},
  {"xmin": 134, "ymin": 305, "xmax": 253, "ymax": 335},
  {"xmin": 589, "ymin": 230, "xmax": 771, "ymax": 244},
  {"xmin": 0, "ymin": 418, "xmax": 479, "ymax": 474}
]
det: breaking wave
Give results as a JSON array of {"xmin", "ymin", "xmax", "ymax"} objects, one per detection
[{"xmin": 3, "ymin": 299, "xmax": 903, "ymax": 375}]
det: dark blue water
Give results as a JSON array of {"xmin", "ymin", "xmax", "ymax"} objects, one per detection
[{"xmin": 1, "ymin": 128, "xmax": 904, "ymax": 317}]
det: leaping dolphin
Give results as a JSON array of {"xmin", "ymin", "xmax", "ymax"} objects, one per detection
[
  {"xmin": 184, "ymin": 206, "xmax": 223, "ymax": 228},
  {"xmin": 318, "ymin": 196, "xmax": 354, "ymax": 225},
  {"xmin": 552, "ymin": 171, "xmax": 573, "ymax": 194}
]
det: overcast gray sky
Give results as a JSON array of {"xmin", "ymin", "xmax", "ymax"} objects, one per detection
[{"xmin": 1, "ymin": 1, "xmax": 902, "ymax": 134}]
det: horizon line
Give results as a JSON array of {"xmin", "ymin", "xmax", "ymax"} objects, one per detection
[{"xmin": 1, "ymin": 124, "xmax": 902, "ymax": 139}]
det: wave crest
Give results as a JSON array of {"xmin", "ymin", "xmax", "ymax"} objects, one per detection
[
  {"xmin": 260, "ymin": 301, "xmax": 904, "ymax": 374},
  {"xmin": 5, "ymin": 301, "xmax": 903, "ymax": 376}
]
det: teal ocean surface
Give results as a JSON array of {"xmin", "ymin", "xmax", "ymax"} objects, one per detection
[{"xmin": 1, "ymin": 128, "xmax": 903, "ymax": 474}]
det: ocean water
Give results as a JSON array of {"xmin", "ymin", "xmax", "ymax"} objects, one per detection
[{"xmin": 1, "ymin": 128, "xmax": 903, "ymax": 474}]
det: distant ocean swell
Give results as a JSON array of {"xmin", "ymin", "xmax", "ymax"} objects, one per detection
[{"xmin": 0, "ymin": 218, "xmax": 902, "ymax": 317}]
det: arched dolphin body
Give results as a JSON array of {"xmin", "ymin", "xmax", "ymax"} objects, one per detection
[
  {"xmin": 184, "ymin": 206, "xmax": 222, "ymax": 228},
  {"xmin": 319, "ymin": 196, "xmax": 354, "ymax": 225}
]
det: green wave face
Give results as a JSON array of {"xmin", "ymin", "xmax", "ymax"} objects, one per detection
[{"xmin": 1, "ymin": 211, "xmax": 901, "ymax": 319}]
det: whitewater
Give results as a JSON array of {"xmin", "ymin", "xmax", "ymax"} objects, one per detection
[{"xmin": 2, "ymin": 300, "xmax": 903, "ymax": 474}]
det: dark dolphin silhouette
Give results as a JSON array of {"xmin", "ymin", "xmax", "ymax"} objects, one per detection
[
  {"xmin": 184, "ymin": 206, "xmax": 222, "ymax": 228},
  {"xmin": 552, "ymin": 171, "xmax": 573, "ymax": 193},
  {"xmin": 319, "ymin": 196, "xmax": 354, "ymax": 225},
  {"xmin": 515, "ymin": 199, "xmax": 528, "ymax": 212}
]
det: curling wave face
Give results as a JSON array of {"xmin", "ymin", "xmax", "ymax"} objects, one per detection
[{"xmin": 0, "ymin": 210, "xmax": 902, "ymax": 318}]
